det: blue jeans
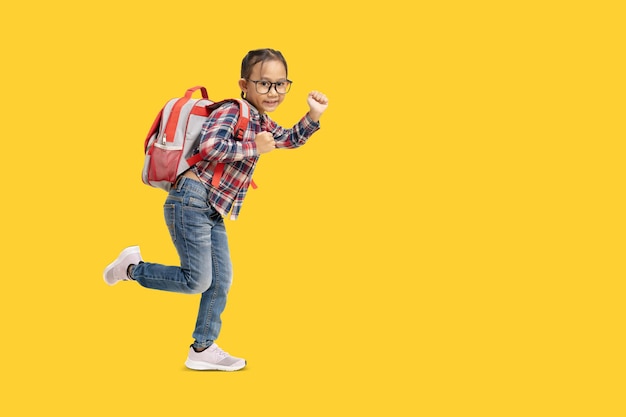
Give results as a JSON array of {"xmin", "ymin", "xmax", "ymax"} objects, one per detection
[{"xmin": 132, "ymin": 177, "xmax": 233, "ymax": 349}]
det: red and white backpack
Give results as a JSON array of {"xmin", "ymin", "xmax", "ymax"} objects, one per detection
[{"xmin": 142, "ymin": 86, "xmax": 250, "ymax": 191}]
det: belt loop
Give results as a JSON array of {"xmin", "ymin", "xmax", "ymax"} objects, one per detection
[{"xmin": 175, "ymin": 176, "xmax": 185, "ymax": 192}]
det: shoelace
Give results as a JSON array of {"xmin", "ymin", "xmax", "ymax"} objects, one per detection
[{"xmin": 212, "ymin": 344, "xmax": 230, "ymax": 358}]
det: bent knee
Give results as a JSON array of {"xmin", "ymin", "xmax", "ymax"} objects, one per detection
[{"xmin": 187, "ymin": 275, "xmax": 212, "ymax": 294}]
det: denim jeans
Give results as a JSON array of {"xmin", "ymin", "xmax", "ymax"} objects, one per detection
[{"xmin": 132, "ymin": 176, "xmax": 233, "ymax": 349}]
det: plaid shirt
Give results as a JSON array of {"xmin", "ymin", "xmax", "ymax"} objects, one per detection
[{"xmin": 190, "ymin": 100, "xmax": 320, "ymax": 219}]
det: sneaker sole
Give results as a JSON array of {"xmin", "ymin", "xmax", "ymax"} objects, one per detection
[
  {"xmin": 185, "ymin": 358, "xmax": 246, "ymax": 371},
  {"xmin": 103, "ymin": 246, "xmax": 141, "ymax": 285}
]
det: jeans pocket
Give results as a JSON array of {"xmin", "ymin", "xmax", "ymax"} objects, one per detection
[
  {"xmin": 163, "ymin": 203, "xmax": 176, "ymax": 243},
  {"xmin": 187, "ymin": 196, "xmax": 209, "ymax": 209}
]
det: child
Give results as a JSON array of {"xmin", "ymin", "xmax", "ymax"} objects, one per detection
[{"xmin": 103, "ymin": 48, "xmax": 328, "ymax": 371}]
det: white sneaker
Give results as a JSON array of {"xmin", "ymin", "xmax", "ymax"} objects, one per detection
[
  {"xmin": 185, "ymin": 344, "xmax": 246, "ymax": 371},
  {"xmin": 103, "ymin": 246, "xmax": 142, "ymax": 286}
]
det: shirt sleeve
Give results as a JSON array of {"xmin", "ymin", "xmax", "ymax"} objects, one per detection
[
  {"xmin": 197, "ymin": 102, "xmax": 258, "ymax": 162},
  {"xmin": 267, "ymin": 113, "xmax": 321, "ymax": 149}
]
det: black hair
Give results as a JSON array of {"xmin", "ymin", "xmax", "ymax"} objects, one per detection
[{"xmin": 240, "ymin": 48, "xmax": 288, "ymax": 99}]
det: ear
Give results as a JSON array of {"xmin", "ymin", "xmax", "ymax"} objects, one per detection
[{"xmin": 238, "ymin": 78, "xmax": 248, "ymax": 95}]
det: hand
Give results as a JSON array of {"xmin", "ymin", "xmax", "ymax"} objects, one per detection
[
  {"xmin": 307, "ymin": 91, "xmax": 329, "ymax": 122},
  {"xmin": 254, "ymin": 131, "xmax": 276, "ymax": 154}
]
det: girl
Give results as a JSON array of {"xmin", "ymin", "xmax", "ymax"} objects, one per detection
[{"xmin": 103, "ymin": 48, "xmax": 328, "ymax": 371}]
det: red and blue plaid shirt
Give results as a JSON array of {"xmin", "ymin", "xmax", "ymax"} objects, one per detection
[{"xmin": 190, "ymin": 100, "xmax": 320, "ymax": 219}]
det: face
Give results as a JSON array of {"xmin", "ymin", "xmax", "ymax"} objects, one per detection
[{"xmin": 239, "ymin": 59, "xmax": 288, "ymax": 114}]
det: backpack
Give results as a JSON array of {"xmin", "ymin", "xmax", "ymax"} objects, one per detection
[{"xmin": 142, "ymin": 86, "xmax": 250, "ymax": 191}]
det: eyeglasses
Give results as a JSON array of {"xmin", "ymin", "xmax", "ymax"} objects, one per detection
[{"xmin": 247, "ymin": 79, "xmax": 293, "ymax": 94}]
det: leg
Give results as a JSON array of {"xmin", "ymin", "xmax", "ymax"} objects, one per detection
[
  {"xmin": 192, "ymin": 215, "xmax": 233, "ymax": 349},
  {"xmin": 132, "ymin": 178, "xmax": 216, "ymax": 294}
]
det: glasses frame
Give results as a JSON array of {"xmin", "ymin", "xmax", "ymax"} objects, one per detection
[{"xmin": 247, "ymin": 79, "xmax": 293, "ymax": 95}]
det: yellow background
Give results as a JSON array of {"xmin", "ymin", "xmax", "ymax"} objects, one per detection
[{"xmin": 1, "ymin": 0, "xmax": 624, "ymax": 415}]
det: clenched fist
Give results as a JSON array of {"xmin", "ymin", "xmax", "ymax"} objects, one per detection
[
  {"xmin": 307, "ymin": 91, "xmax": 329, "ymax": 122},
  {"xmin": 254, "ymin": 131, "xmax": 276, "ymax": 154}
]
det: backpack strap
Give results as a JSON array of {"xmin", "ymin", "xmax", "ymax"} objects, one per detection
[
  {"xmin": 210, "ymin": 100, "xmax": 252, "ymax": 188},
  {"xmin": 184, "ymin": 99, "xmax": 256, "ymax": 189},
  {"xmin": 185, "ymin": 99, "xmax": 248, "ymax": 165}
]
